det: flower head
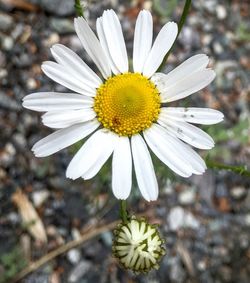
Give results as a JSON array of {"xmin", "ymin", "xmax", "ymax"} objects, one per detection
[
  {"xmin": 23, "ymin": 9, "xmax": 224, "ymax": 201},
  {"xmin": 112, "ymin": 216, "xmax": 165, "ymax": 273}
]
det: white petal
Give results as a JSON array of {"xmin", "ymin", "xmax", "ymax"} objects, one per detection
[
  {"xmin": 160, "ymin": 107, "xmax": 224, "ymax": 125},
  {"xmin": 112, "ymin": 137, "xmax": 132, "ymax": 199},
  {"xmin": 96, "ymin": 17, "xmax": 120, "ymax": 75},
  {"xmin": 51, "ymin": 44, "xmax": 102, "ymax": 88},
  {"xmin": 74, "ymin": 17, "xmax": 111, "ymax": 79},
  {"xmin": 101, "ymin": 10, "xmax": 128, "ymax": 73},
  {"xmin": 42, "ymin": 109, "xmax": 96, "ymax": 129},
  {"xmin": 143, "ymin": 22, "xmax": 178, "ymax": 78},
  {"xmin": 22, "ymin": 92, "xmax": 94, "ymax": 112},
  {"xmin": 151, "ymin": 54, "xmax": 209, "ymax": 90},
  {"xmin": 66, "ymin": 129, "xmax": 117, "ymax": 180},
  {"xmin": 133, "ymin": 10, "xmax": 153, "ymax": 73},
  {"xmin": 42, "ymin": 61, "xmax": 96, "ymax": 96},
  {"xmin": 131, "ymin": 134, "xmax": 158, "ymax": 202},
  {"xmin": 157, "ymin": 117, "xmax": 214, "ymax": 149},
  {"xmin": 177, "ymin": 141, "xmax": 207, "ymax": 175},
  {"xmin": 159, "ymin": 69, "xmax": 216, "ymax": 102},
  {"xmin": 32, "ymin": 120, "xmax": 99, "ymax": 157},
  {"xmin": 144, "ymin": 124, "xmax": 193, "ymax": 177}
]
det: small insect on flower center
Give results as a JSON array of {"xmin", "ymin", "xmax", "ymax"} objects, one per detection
[{"xmin": 94, "ymin": 73, "xmax": 161, "ymax": 136}]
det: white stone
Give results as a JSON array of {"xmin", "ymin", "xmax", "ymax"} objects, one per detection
[
  {"xmin": 0, "ymin": 69, "xmax": 7, "ymax": 79},
  {"xmin": 67, "ymin": 249, "xmax": 81, "ymax": 265},
  {"xmin": 2, "ymin": 36, "xmax": 14, "ymax": 50},
  {"xmin": 168, "ymin": 207, "xmax": 185, "ymax": 231},
  {"xmin": 71, "ymin": 228, "xmax": 81, "ymax": 240},
  {"xmin": 43, "ymin": 33, "xmax": 60, "ymax": 47},
  {"xmin": 178, "ymin": 188, "xmax": 196, "ymax": 205},
  {"xmin": 245, "ymin": 214, "xmax": 250, "ymax": 226},
  {"xmin": 197, "ymin": 260, "xmax": 207, "ymax": 271},
  {"xmin": 216, "ymin": 5, "xmax": 227, "ymax": 20},
  {"xmin": 163, "ymin": 179, "xmax": 174, "ymax": 195},
  {"xmin": 184, "ymin": 213, "xmax": 200, "ymax": 229},
  {"xmin": 213, "ymin": 41, "xmax": 223, "ymax": 54},
  {"xmin": 26, "ymin": 78, "xmax": 37, "ymax": 90},
  {"xmin": 32, "ymin": 190, "xmax": 49, "ymax": 207},
  {"xmin": 230, "ymin": 186, "xmax": 246, "ymax": 199},
  {"xmin": 168, "ymin": 206, "xmax": 200, "ymax": 231},
  {"xmin": 202, "ymin": 34, "xmax": 212, "ymax": 45},
  {"xmin": 203, "ymin": 0, "xmax": 216, "ymax": 13}
]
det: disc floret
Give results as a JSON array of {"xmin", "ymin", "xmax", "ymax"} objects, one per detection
[{"xmin": 94, "ymin": 73, "xmax": 160, "ymax": 136}]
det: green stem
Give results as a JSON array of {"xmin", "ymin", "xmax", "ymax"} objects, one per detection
[
  {"xmin": 206, "ymin": 160, "xmax": 250, "ymax": 177},
  {"xmin": 119, "ymin": 200, "xmax": 128, "ymax": 223},
  {"xmin": 74, "ymin": 0, "xmax": 84, "ymax": 17},
  {"xmin": 157, "ymin": 0, "xmax": 192, "ymax": 71}
]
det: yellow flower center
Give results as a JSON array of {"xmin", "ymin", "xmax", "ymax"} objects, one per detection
[{"xmin": 94, "ymin": 73, "xmax": 161, "ymax": 136}]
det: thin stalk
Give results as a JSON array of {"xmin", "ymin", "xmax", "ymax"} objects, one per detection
[
  {"xmin": 157, "ymin": 0, "xmax": 192, "ymax": 71},
  {"xmin": 74, "ymin": 0, "xmax": 84, "ymax": 17},
  {"xmin": 206, "ymin": 160, "xmax": 250, "ymax": 177},
  {"xmin": 119, "ymin": 200, "xmax": 128, "ymax": 223}
]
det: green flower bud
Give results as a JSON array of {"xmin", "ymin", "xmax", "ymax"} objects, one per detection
[{"xmin": 112, "ymin": 216, "xmax": 165, "ymax": 273}]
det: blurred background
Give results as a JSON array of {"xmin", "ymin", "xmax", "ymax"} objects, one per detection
[{"xmin": 0, "ymin": 0, "xmax": 249, "ymax": 282}]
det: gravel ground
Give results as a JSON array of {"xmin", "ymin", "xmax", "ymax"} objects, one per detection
[{"xmin": 0, "ymin": 0, "xmax": 249, "ymax": 282}]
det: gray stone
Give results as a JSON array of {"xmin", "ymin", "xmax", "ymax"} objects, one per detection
[
  {"xmin": 179, "ymin": 26, "xmax": 200, "ymax": 50},
  {"xmin": 68, "ymin": 260, "xmax": 91, "ymax": 283},
  {"xmin": 11, "ymin": 23, "xmax": 24, "ymax": 40},
  {"xmin": 31, "ymin": 0, "xmax": 75, "ymax": 16},
  {"xmin": 163, "ymin": 179, "xmax": 174, "ymax": 195},
  {"xmin": 169, "ymin": 256, "xmax": 186, "ymax": 283},
  {"xmin": 244, "ymin": 213, "xmax": 250, "ymax": 226},
  {"xmin": 203, "ymin": 0, "xmax": 217, "ymax": 13},
  {"xmin": 7, "ymin": 212, "xmax": 20, "ymax": 224},
  {"xmin": 215, "ymin": 60, "xmax": 238, "ymax": 88},
  {"xmin": 0, "ymin": 143, "xmax": 16, "ymax": 167},
  {"xmin": 0, "ymin": 50, "xmax": 6, "ymax": 67},
  {"xmin": 0, "ymin": 13, "xmax": 13, "ymax": 32},
  {"xmin": 12, "ymin": 133, "xmax": 27, "ymax": 149},
  {"xmin": 101, "ymin": 231, "xmax": 113, "ymax": 247},
  {"xmin": 50, "ymin": 18, "xmax": 74, "ymax": 34},
  {"xmin": 0, "ymin": 92, "xmax": 21, "ymax": 111},
  {"xmin": 13, "ymin": 53, "xmax": 32, "ymax": 68}
]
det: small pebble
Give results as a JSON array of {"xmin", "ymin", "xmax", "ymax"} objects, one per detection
[
  {"xmin": 67, "ymin": 249, "xmax": 82, "ymax": 265},
  {"xmin": 213, "ymin": 41, "xmax": 224, "ymax": 55},
  {"xmin": 26, "ymin": 78, "xmax": 38, "ymax": 90},
  {"xmin": 1, "ymin": 36, "xmax": 14, "ymax": 51},
  {"xmin": 216, "ymin": 5, "xmax": 227, "ymax": 20},
  {"xmin": 68, "ymin": 260, "xmax": 91, "ymax": 283},
  {"xmin": 178, "ymin": 187, "xmax": 196, "ymax": 205},
  {"xmin": 230, "ymin": 186, "xmax": 247, "ymax": 200},
  {"xmin": 168, "ymin": 206, "xmax": 200, "ymax": 231},
  {"xmin": 0, "ymin": 13, "xmax": 13, "ymax": 32},
  {"xmin": 32, "ymin": 190, "xmax": 50, "ymax": 207}
]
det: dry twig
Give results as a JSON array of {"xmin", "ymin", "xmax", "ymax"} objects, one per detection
[{"xmin": 10, "ymin": 220, "xmax": 119, "ymax": 283}]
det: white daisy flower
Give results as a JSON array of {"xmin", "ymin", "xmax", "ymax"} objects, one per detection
[{"xmin": 23, "ymin": 10, "xmax": 224, "ymax": 202}]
